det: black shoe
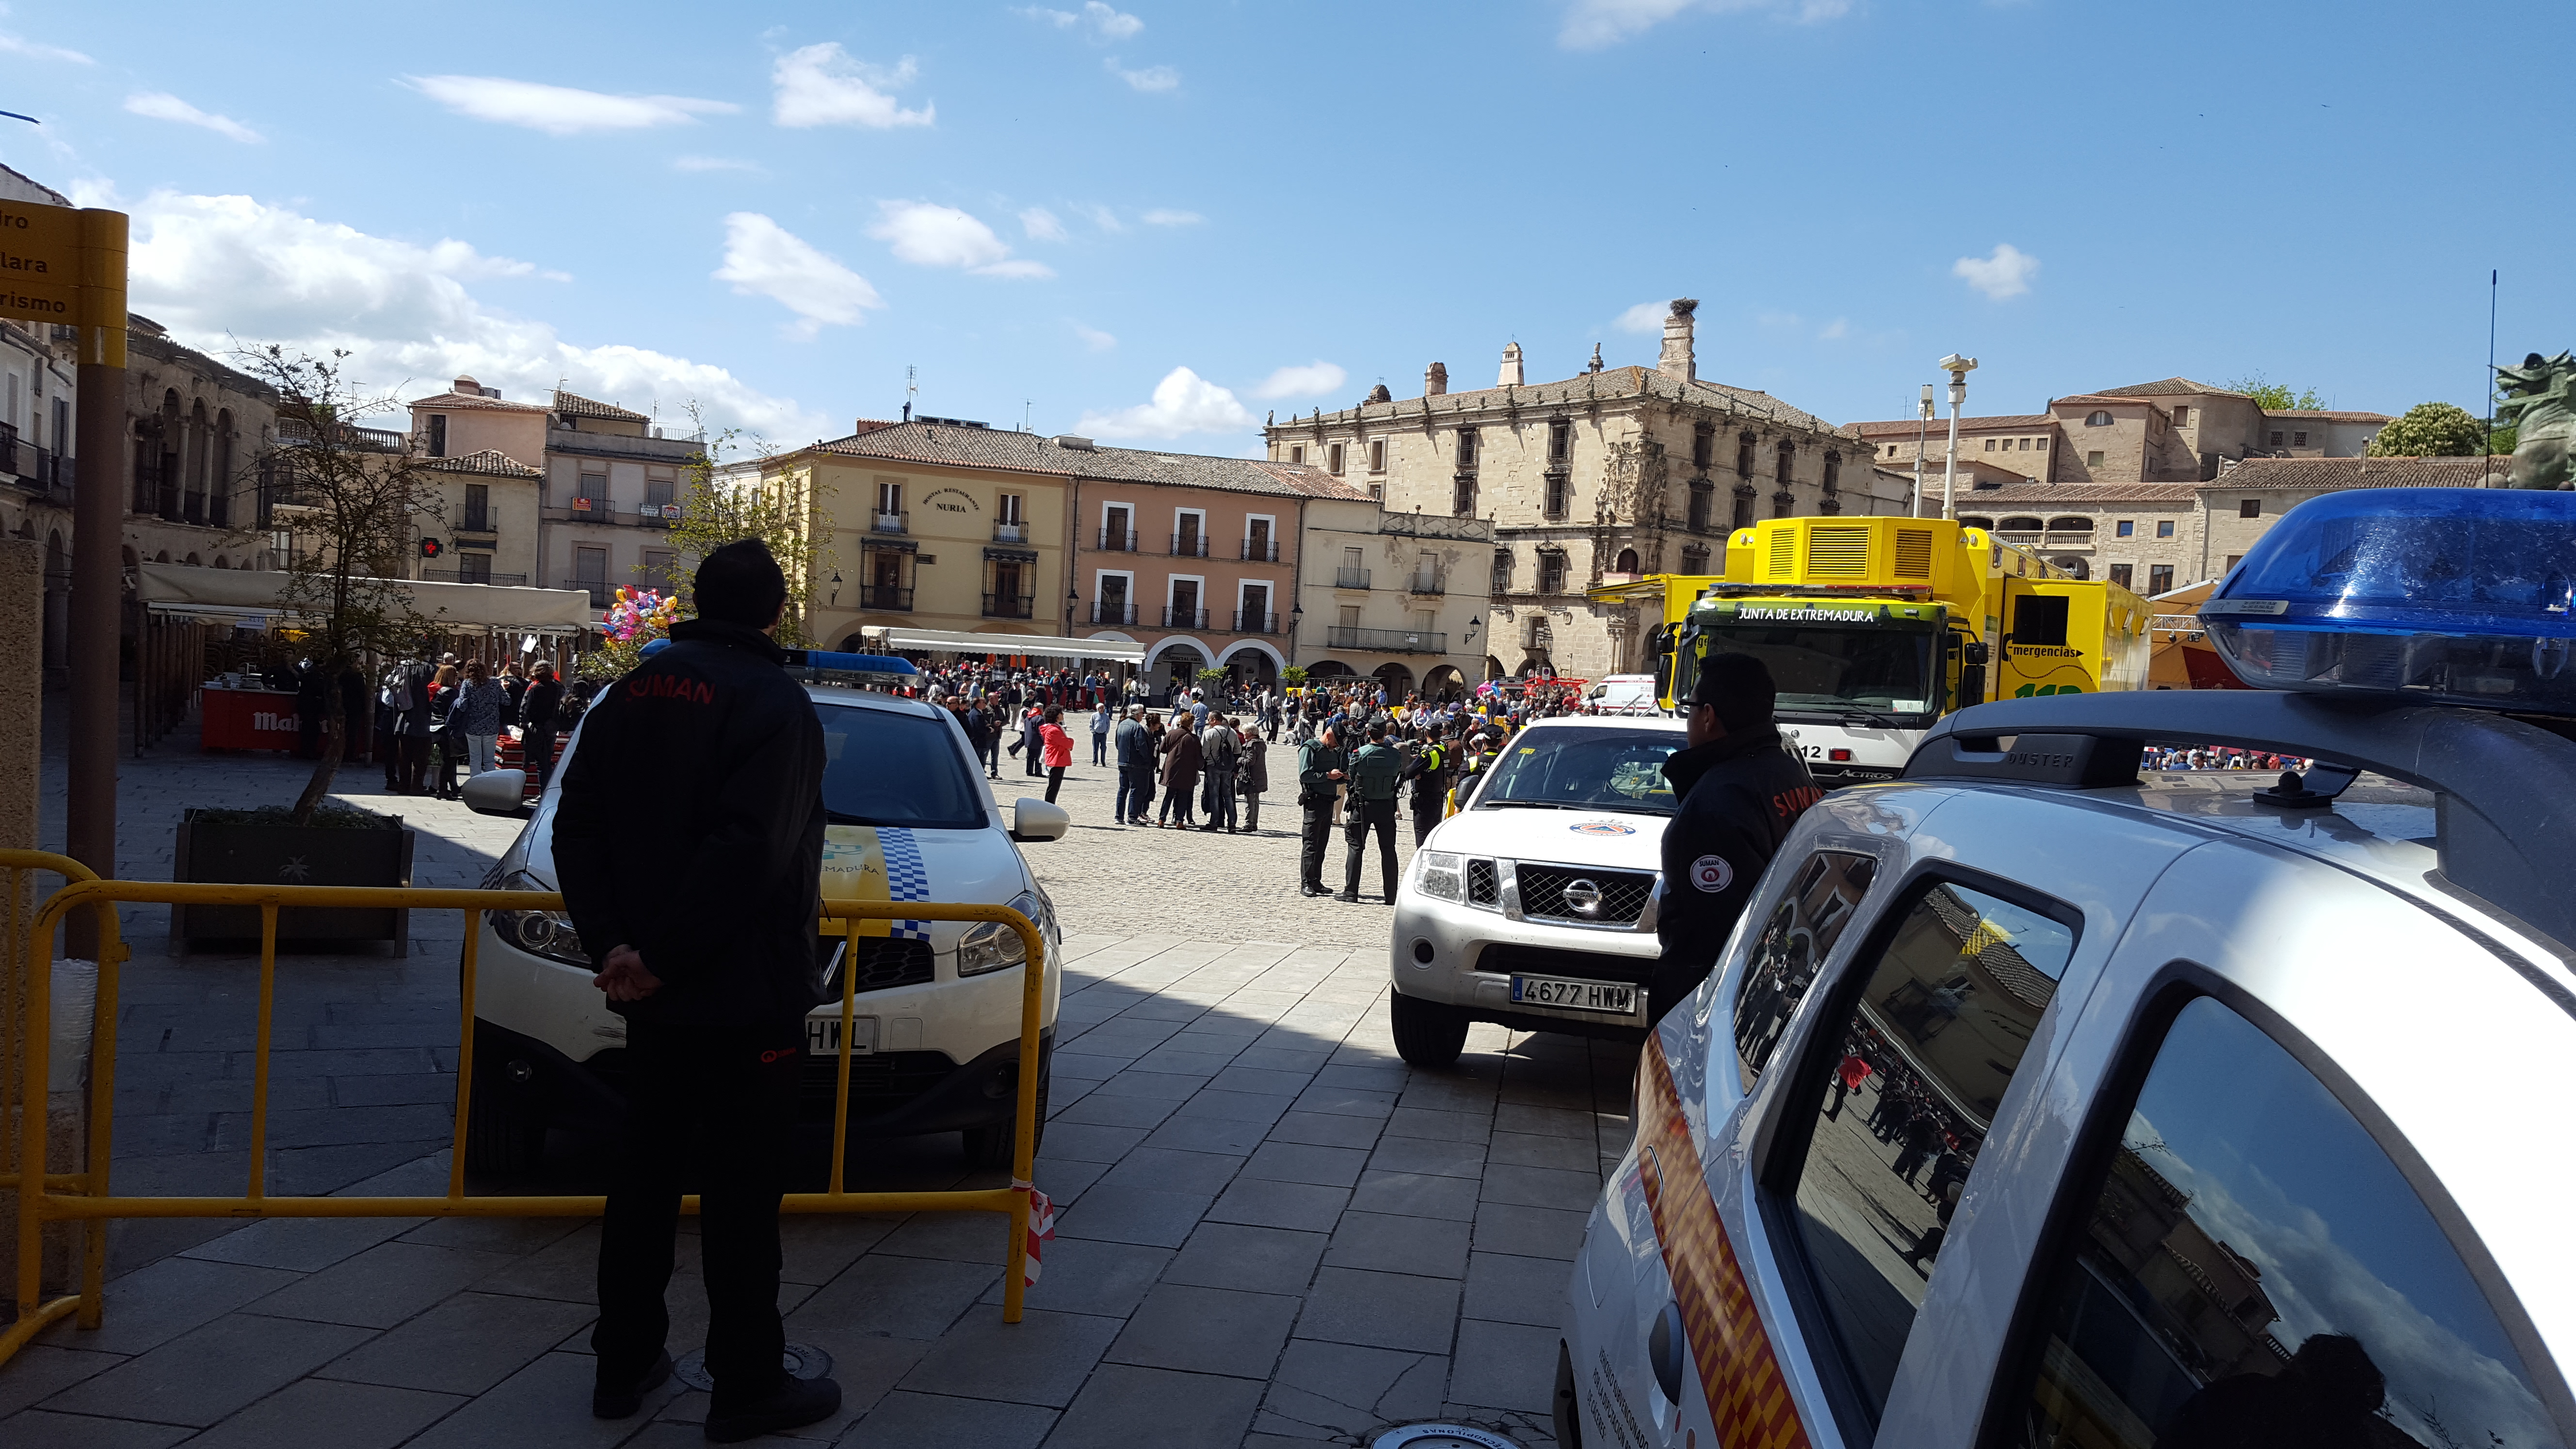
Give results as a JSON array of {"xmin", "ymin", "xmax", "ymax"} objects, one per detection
[
  {"xmin": 1301, "ymin": 885, "xmax": 1322, "ymax": 897},
  {"xmin": 705, "ymin": 1374, "xmax": 842, "ymax": 1443},
  {"xmin": 1334, "ymin": 892, "xmax": 1361, "ymax": 902},
  {"xmin": 592, "ymin": 1350, "xmax": 672, "ymax": 1419}
]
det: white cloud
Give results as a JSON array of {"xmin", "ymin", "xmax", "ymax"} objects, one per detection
[
  {"xmin": 1019, "ymin": 206, "xmax": 1067, "ymax": 241},
  {"xmin": 120, "ymin": 191, "xmax": 824, "ymax": 439},
  {"xmin": 674, "ymin": 155, "xmax": 764, "ymax": 174},
  {"xmin": 1077, "ymin": 367, "xmax": 1258, "ymax": 440},
  {"xmin": 1953, "ymin": 242, "xmax": 2039, "ymax": 300},
  {"xmin": 1016, "ymin": 2, "xmax": 1143, "ymax": 38},
  {"xmin": 124, "ymin": 92, "xmax": 262, "ymax": 144},
  {"xmin": 1250, "ymin": 361, "xmax": 1347, "ymax": 400},
  {"xmin": 1819, "ymin": 317, "xmax": 1851, "ymax": 340},
  {"xmin": 1140, "ymin": 208, "xmax": 1201, "ymax": 226},
  {"xmin": 1613, "ymin": 301, "xmax": 1667, "ymax": 334},
  {"xmin": 405, "ymin": 75, "xmax": 736, "ymax": 135},
  {"xmin": 1070, "ymin": 321, "xmax": 1117, "ymax": 352},
  {"xmin": 1105, "ymin": 58, "xmax": 1180, "ymax": 92},
  {"xmin": 713, "ymin": 212, "xmax": 884, "ymax": 339},
  {"xmin": 1560, "ymin": 0, "xmax": 1847, "ymax": 49},
  {"xmin": 0, "ymin": 31, "xmax": 91, "ymax": 64},
  {"xmin": 771, "ymin": 43, "xmax": 934, "ymax": 129},
  {"xmin": 1074, "ymin": 203, "xmax": 1125, "ymax": 234},
  {"xmin": 867, "ymin": 201, "xmax": 1053, "ymax": 278}
]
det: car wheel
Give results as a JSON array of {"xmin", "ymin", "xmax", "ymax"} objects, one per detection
[
  {"xmin": 465, "ymin": 1080, "xmax": 547, "ymax": 1177},
  {"xmin": 1389, "ymin": 989, "xmax": 1469, "ymax": 1069},
  {"xmin": 962, "ymin": 1063, "xmax": 1051, "ymax": 1170}
]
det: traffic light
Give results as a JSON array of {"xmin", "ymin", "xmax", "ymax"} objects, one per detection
[{"xmin": 419, "ymin": 537, "xmax": 443, "ymax": 559}]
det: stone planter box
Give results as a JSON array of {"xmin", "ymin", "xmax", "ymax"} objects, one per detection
[{"xmin": 170, "ymin": 809, "xmax": 414, "ymax": 955}]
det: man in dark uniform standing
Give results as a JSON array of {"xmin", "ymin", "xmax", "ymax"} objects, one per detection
[
  {"xmin": 1338, "ymin": 720, "xmax": 1405, "ymax": 902},
  {"xmin": 552, "ymin": 539, "xmax": 843, "ymax": 1441},
  {"xmin": 1296, "ymin": 721, "xmax": 1348, "ymax": 897},
  {"xmin": 1649, "ymin": 654, "xmax": 1822, "ymax": 1027}
]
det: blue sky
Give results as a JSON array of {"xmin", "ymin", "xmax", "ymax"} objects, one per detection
[{"xmin": 10, "ymin": 0, "xmax": 2559, "ymax": 454}]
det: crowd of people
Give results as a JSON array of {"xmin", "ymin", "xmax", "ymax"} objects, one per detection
[
  {"xmin": 2144, "ymin": 746, "xmax": 2314, "ymax": 772},
  {"xmin": 294, "ymin": 648, "xmax": 594, "ymax": 799}
]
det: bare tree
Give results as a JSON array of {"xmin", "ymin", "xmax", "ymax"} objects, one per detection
[{"xmin": 238, "ymin": 346, "xmax": 444, "ymax": 824}]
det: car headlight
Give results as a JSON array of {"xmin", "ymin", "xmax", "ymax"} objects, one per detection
[
  {"xmin": 1414, "ymin": 850, "xmax": 1464, "ymax": 902},
  {"xmin": 958, "ymin": 889, "xmax": 1051, "ymax": 976},
  {"xmin": 491, "ymin": 870, "xmax": 591, "ymax": 968}
]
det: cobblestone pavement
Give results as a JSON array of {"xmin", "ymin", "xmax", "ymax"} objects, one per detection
[{"xmin": 7, "ymin": 695, "xmax": 1635, "ymax": 1447}]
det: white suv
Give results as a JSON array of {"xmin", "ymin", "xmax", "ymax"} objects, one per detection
[
  {"xmin": 1385, "ymin": 716, "xmax": 1689, "ymax": 1066},
  {"xmin": 462, "ymin": 675, "xmax": 1067, "ymax": 1173}
]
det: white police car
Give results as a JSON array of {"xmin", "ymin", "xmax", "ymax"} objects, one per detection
[
  {"xmin": 1386, "ymin": 716, "xmax": 1689, "ymax": 1065},
  {"xmin": 1561, "ymin": 490, "xmax": 2576, "ymax": 1449},
  {"xmin": 459, "ymin": 650, "xmax": 1068, "ymax": 1173}
]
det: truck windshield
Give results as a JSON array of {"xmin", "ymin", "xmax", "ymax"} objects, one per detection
[
  {"xmin": 818, "ymin": 706, "xmax": 989, "ymax": 831},
  {"xmin": 1472, "ymin": 728, "xmax": 1683, "ymax": 814},
  {"xmin": 1700, "ymin": 625, "xmax": 1938, "ymax": 718}
]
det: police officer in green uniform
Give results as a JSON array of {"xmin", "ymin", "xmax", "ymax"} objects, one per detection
[
  {"xmin": 1338, "ymin": 720, "xmax": 1406, "ymax": 902},
  {"xmin": 1297, "ymin": 722, "xmax": 1349, "ymax": 898}
]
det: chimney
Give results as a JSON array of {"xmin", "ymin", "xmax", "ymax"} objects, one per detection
[
  {"xmin": 1497, "ymin": 342, "xmax": 1525, "ymax": 388},
  {"xmin": 1424, "ymin": 362, "xmax": 1448, "ymax": 397},
  {"xmin": 453, "ymin": 375, "xmax": 482, "ymax": 396},
  {"xmin": 1658, "ymin": 300, "xmax": 1697, "ymax": 383}
]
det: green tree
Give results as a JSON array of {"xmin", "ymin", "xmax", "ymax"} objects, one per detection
[
  {"xmin": 1279, "ymin": 665, "xmax": 1309, "ymax": 688},
  {"xmin": 2224, "ymin": 374, "xmax": 2326, "ymax": 411},
  {"xmin": 2367, "ymin": 402, "xmax": 2486, "ymax": 457},
  {"xmin": 653, "ymin": 404, "xmax": 836, "ymax": 650},
  {"xmin": 241, "ymin": 346, "xmax": 443, "ymax": 824}
]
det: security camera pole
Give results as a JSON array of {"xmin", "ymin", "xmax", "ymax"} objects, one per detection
[
  {"xmin": 1937, "ymin": 354, "xmax": 1978, "ymax": 522},
  {"xmin": 1911, "ymin": 382, "xmax": 1934, "ymax": 518}
]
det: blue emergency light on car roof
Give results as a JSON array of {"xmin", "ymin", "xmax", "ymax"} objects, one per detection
[
  {"xmin": 2199, "ymin": 487, "xmax": 2576, "ymax": 713},
  {"xmin": 633, "ymin": 639, "xmax": 919, "ymax": 676}
]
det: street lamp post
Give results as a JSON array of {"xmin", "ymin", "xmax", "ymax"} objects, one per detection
[
  {"xmin": 1937, "ymin": 354, "xmax": 1978, "ymax": 522},
  {"xmin": 1910, "ymin": 382, "xmax": 1934, "ymax": 518}
]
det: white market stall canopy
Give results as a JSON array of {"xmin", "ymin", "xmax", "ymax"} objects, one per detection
[
  {"xmin": 134, "ymin": 564, "xmax": 596, "ymax": 635},
  {"xmin": 864, "ymin": 626, "xmax": 1146, "ymax": 665}
]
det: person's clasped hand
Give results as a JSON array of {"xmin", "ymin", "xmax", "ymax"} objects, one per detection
[{"xmin": 593, "ymin": 945, "xmax": 662, "ymax": 1002}]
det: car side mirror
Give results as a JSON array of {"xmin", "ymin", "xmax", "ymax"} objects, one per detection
[
  {"xmin": 461, "ymin": 769, "xmax": 528, "ymax": 817},
  {"xmin": 1963, "ymin": 641, "xmax": 1991, "ymax": 666},
  {"xmin": 1011, "ymin": 798, "xmax": 1071, "ymax": 843}
]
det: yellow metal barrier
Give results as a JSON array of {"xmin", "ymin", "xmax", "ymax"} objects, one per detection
[{"xmin": 3, "ymin": 878, "xmax": 1045, "ymax": 1368}]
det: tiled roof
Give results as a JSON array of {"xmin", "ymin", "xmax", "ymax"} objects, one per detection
[
  {"xmin": 2261, "ymin": 409, "xmax": 2390, "ymax": 423},
  {"xmin": 553, "ymin": 389, "xmax": 649, "ymax": 423},
  {"xmin": 1954, "ymin": 482, "xmax": 2200, "ymax": 507},
  {"xmin": 2213, "ymin": 456, "xmax": 2511, "ymax": 491},
  {"xmin": 413, "ymin": 389, "xmax": 547, "ymax": 414},
  {"xmin": 801, "ymin": 422, "xmax": 1375, "ymax": 500},
  {"xmin": 426, "ymin": 449, "xmax": 541, "ymax": 478},
  {"xmin": 1288, "ymin": 366, "xmax": 1855, "ymax": 440},
  {"xmin": 2052, "ymin": 394, "xmax": 2160, "ymax": 410},
  {"xmin": 2088, "ymin": 377, "xmax": 2246, "ymax": 400},
  {"xmin": 1849, "ymin": 413, "xmax": 2055, "ymax": 435}
]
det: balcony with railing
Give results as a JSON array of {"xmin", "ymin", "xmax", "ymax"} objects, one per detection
[
  {"xmin": 993, "ymin": 520, "xmax": 1029, "ymax": 544},
  {"xmin": 455, "ymin": 506, "xmax": 496, "ymax": 536},
  {"xmin": 640, "ymin": 499, "xmax": 680, "ymax": 527},
  {"xmin": 858, "ymin": 584, "xmax": 914, "ymax": 611},
  {"xmin": 422, "ymin": 568, "xmax": 529, "ymax": 587},
  {"xmin": 1232, "ymin": 610, "xmax": 1278, "ymax": 635},
  {"xmin": 278, "ymin": 417, "xmax": 407, "ymax": 453},
  {"xmin": 1169, "ymin": 532, "xmax": 1210, "ymax": 558},
  {"xmin": 1334, "ymin": 567, "xmax": 1371, "ymax": 590},
  {"xmin": 984, "ymin": 591, "xmax": 1036, "ymax": 619},
  {"xmin": 1240, "ymin": 539, "xmax": 1279, "ymax": 563},
  {"xmin": 872, "ymin": 510, "xmax": 909, "ymax": 536},
  {"xmin": 1096, "ymin": 527, "xmax": 1137, "ymax": 551},
  {"xmin": 1325, "ymin": 625, "xmax": 1447, "ymax": 655},
  {"xmin": 1163, "ymin": 607, "xmax": 1208, "ymax": 630},
  {"xmin": 1091, "ymin": 602, "xmax": 1138, "ymax": 626},
  {"xmin": 1404, "ymin": 571, "xmax": 1444, "ymax": 596},
  {"xmin": 563, "ymin": 579, "xmax": 611, "ymax": 608}
]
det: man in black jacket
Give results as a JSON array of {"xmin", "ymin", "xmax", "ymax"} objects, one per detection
[
  {"xmin": 552, "ymin": 539, "xmax": 842, "ymax": 1441},
  {"xmin": 1650, "ymin": 654, "xmax": 1822, "ymax": 1027}
]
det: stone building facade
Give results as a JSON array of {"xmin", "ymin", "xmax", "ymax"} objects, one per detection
[
  {"xmin": 1852, "ymin": 377, "xmax": 2390, "ymax": 490},
  {"xmin": 1295, "ymin": 504, "xmax": 1493, "ymax": 699},
  {"xmin": 1263, "ymin": 300, "xmax": 1902, "ymax": 681}
]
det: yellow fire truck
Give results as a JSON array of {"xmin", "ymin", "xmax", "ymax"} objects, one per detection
[{"xmin": 1594, "ymin": 515, "xmax": 2151, "ymax": 783}]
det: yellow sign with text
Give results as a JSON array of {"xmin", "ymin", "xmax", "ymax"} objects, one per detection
[{"xmin": 0, "ymin": 202, "xmax": 127, "ymax": 339}]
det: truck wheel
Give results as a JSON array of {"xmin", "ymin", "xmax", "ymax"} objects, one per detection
[
  {"xmin": 1390, "ymin": 990, "xmax": 1469, "ymax": 1069},
  {"xmin": 465, "ymin": 1081, "xmax": 546, "ymax": 1177},
  {"xmin": 962, "ymin": 1064, "xmax": 1051, "ymax": 1170}
]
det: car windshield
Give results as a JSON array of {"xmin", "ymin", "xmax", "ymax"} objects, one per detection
[
  {"xmin": 818, "ymin": 705, "xmax": 988, "ymax": 831},
  {"xmin": 1701, "ymin": 624, "xmax": 1937, "ymax": 717},
  {"xmin": 1472, "ymin": 728, "xmax": 1682, "ymax": 814}
]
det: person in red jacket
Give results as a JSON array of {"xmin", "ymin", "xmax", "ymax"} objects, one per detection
[{"xmin": 1038, "ymin": 705, "xmax": 1075, "ymax": 804}]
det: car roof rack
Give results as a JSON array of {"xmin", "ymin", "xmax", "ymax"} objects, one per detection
[{"xmin": 1901, "ymin": 691, "xmax": 2576, "ymax": 956}]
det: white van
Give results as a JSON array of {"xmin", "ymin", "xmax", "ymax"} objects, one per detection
[{"xmin": 1586, "ymin": 675, "xmax": 1664, "ymax": 716}]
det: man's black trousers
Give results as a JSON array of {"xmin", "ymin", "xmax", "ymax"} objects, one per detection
[
  {"xmin": 1299, "ymin": 804, "xmax": 1336, "ymax": 890},
  {"xmin": 1344, "ymin": 798, "xmax": 1399, "ymax": 899},
  {"xmin": 594, "ymin": 1019, "xmax": 801, "ymax": 1401}
]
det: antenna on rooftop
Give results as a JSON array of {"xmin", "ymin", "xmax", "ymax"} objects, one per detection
[
  {"xmin": 904, "ymin": 364, "xmax": 918, "ymax": 424},
  {"xmin": 1023, "ymin": 399, "xmax": 1033, "ymax": 433}
]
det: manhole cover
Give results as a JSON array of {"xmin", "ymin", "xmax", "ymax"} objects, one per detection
[
  {"xmin": 1371, "ymin": 1426, "xmax": 1524, "ymax": 1449},
  {"xmin": 672, "ymin": 1342, "xmax": 834, "ymax": 1393}
]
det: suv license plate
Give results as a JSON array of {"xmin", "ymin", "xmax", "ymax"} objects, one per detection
[
  {"xmin": 806, "ymin": 1015, "xmax": 879, "ymax": 1057},
  {"xmin": 1510, "ymin": 974, "xmax": 1637, "ymax": 1015}
]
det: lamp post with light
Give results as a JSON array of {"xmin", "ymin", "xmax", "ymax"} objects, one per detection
[
  {"xmin": 1937, "ymin": 354, "xmax": 1978, "ymax": 522},
  {"xmin": 1910, "ymin": 383, "xmax": 1934, "ymax": 518}
]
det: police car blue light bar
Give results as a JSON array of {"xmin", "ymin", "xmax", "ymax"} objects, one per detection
[
  {"xmin": 2200, "ymin": 488, "xmax": 2576, "ymax": 713},
  {"xmin": 635, "ymin": 639, "xmax": 920, "ymax": 679}
]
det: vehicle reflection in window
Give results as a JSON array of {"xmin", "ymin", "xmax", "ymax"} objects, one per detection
[
  {"xmin": 1470, "ymin": 728, "xmax": 1683, "ymax": 814},
  {"xmin": 1701, "ymin": 624, "xmax": 1939, "ymax": 719},
  {"xmin": 1786, "ymin": 881, "xmax": 2076, "ymax": 1422},
  {"xmin": 2006, "ymin": 998, "xmax": 2564, "ymax": 1449},
  {"xmin": 1734, "ymin": 851, "xmax": 1879, "ymax": 1089},
  {"xmin": 820, "ymin": 708, "xmax": 988, "ymax": 831}
]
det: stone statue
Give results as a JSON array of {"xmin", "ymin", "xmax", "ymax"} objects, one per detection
[{"xmin": 2496, "ymin": 351, "xmax": 2576, "ymax": 489}]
